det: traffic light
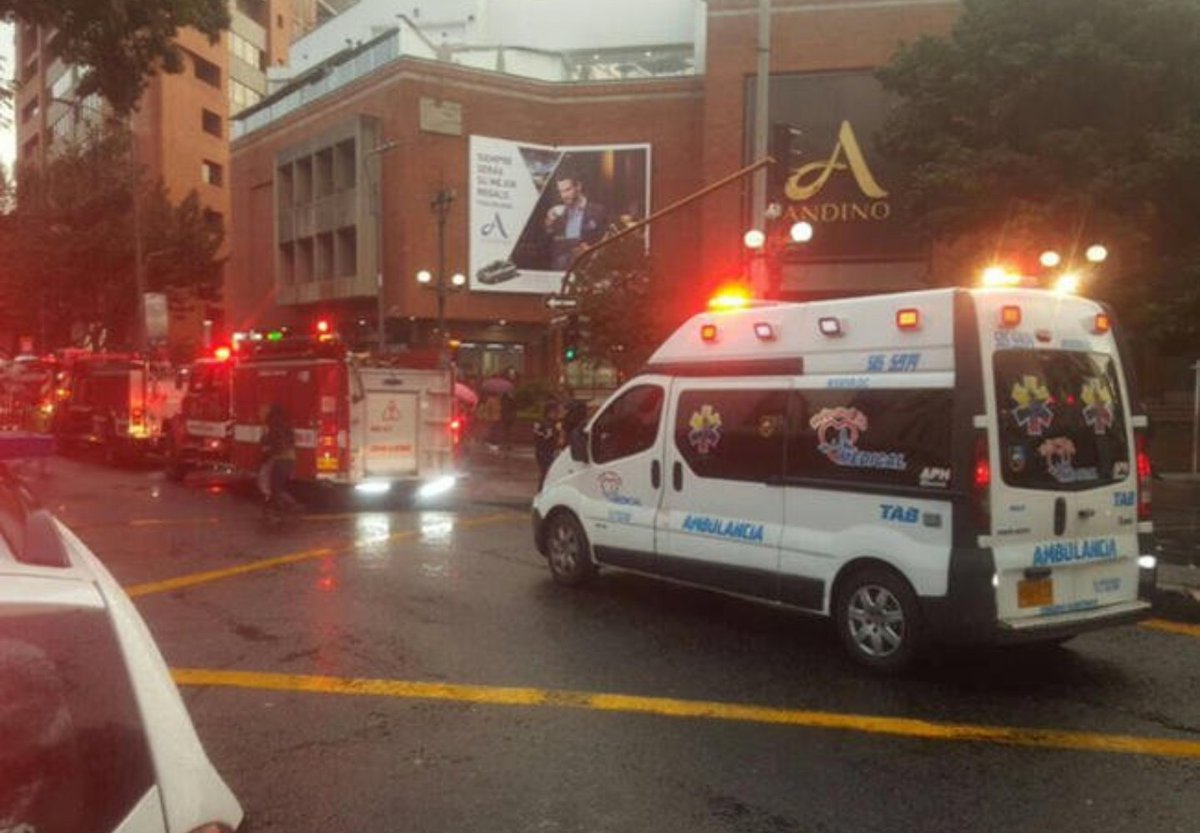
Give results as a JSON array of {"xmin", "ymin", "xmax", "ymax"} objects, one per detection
[
  {"xmin": 768, "ymin": 122, "xmax": 803, "ymax": 198},
  {"xmin": 563, "ymin": 314, "xmax": 581, "ymax": 363}
]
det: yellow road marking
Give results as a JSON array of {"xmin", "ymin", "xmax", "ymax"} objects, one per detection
[
  {"xmin": 1141, "ymin": 618, "xmax": 1200, "ymax": 639},
  {"xmin": 126, "ymin": 548, "xmax": 338, "ymax": 597},
  {"xmin": 171, "ymin": 667, "xmax": 1200, "ymax": 760},
  {"xmin": 124, "ymin": 512, "xmax": 523, "ymax": 598}
]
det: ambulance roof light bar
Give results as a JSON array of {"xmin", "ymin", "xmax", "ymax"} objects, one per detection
[{"xmin": 896, "ymin": 308, "xmax": 921, "ymax": 330}]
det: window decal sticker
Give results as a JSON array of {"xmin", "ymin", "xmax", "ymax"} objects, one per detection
[
  {"xmin": 810, "ymin": 406, "xmax": 907, "ymax": 471},
  {"xmin": 1080, "ymin": 377, "xmax": 1115, "ymax": 435},
  {"xmin": 1037, "ymin": 436, "xmax": 1099, "ymax": 483},
  {"xmin": 1011, "ymin": 375, "xmax": 1054, "ymax": 436},
  {"xmin": 687, "ymin": 405, "xmax": 723, "ymax": 454},
  {"xmin": 1008, "ymin": 444, "xmax": 1028, "ymax": 473}
]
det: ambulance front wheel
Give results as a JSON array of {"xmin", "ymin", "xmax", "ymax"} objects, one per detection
[
  {"xmin": 545, "ymin": 511, "xmax": 594, "ymax": 586},
  {"xmin": 835, "ymin": 566, "xmax": 924, "ymax": 673}
]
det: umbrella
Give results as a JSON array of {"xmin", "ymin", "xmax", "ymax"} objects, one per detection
[
  {"xmin": 481, "ymin": 376, "xmax": 515, "ymax": 396},
  {"xmin": 454, "ymin": 382, "xmax": 479, "ymax": 407}
]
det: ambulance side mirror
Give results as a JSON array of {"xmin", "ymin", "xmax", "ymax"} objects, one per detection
[{"xmin": 569, "ymin": 428, "xmax": 589, "ymax": 463}]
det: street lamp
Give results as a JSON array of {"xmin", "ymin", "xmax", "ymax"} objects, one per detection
[{"xmin": 414, "ymin": 188, "xmax": 458, "ymax": 366}]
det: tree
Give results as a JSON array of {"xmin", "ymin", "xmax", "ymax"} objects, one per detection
[
  {"xmin": 876, "ymin": 0, "xmax": 1200, "ymax": 348},
  {"xmin": 4, "ymin": 0, "xmax": 229, "ymax": 115},
  {"xmin": 567, "ymin": 233, "xmax": 677, "ymax": 377},
  {"xmin": 0, "ymin": 126, "xmax": 224, "ymax": 349}
]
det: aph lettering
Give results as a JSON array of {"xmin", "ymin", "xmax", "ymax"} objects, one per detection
[{"xmin": 785, "ymin": 121, "xmax": 889, "ymax": 202}]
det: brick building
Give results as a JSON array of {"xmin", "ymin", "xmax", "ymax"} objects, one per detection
[
  {"xmin": 12, "ymin": 0, "xmax": 353, "ymax": 352},
  {"xmin": 228, "ymin": 0, "xmax": 959, "ymax": 382}
]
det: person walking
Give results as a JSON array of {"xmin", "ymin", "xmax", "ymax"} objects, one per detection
[
  {"xmin": 533, "ymin": 400, "xmax": 564, "ymax": 490},
  {"xmin": 261, "ymin": 402, "xmax": 296, "ymax": 523}
]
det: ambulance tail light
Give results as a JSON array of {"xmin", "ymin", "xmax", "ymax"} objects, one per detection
[
  {"xmin": 972, "ymin": 432, "xmax": 991, "ymax": 534},
  {"xmin": 1000, "ymin": 305, "xmax": 1021, "ymax": 328},
  {"xmin": 450, "ymin": 417, "xmax": 463, "ymax": 445},
  {"xmin": 1135, "ymin": 430, "xmax": 1152, "ymax": 522},
  {"xmin": 213, "ymin": 346, "xmax": 232, "ymax": 361},
  {"xmin": 897, "ymin": 308, "xmax": 921, "ymax": 330}
]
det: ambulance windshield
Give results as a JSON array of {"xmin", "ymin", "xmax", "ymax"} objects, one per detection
[{"xmin": 993, "ymin": 351, "xmax": 1129, "ymax": 491}]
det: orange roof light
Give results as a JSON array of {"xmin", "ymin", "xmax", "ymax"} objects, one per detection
[
  {"xmin": 1000, "ymin": 305, "xmax": 1022, "ymax": 328},
  {"xmin": 896, "ymin": 308, "xmax": 921, "ymax": 330},
  {"xmin": 707, "ymin": 285, "xmax": 752, "ymax": 311},
  {"xmin": 700, "ymin": 323, "xmax": 719, "ymax": 343},
  {"xmin": 1093, "ymin": 312, "xmax": 1111, "ymax": 334}
]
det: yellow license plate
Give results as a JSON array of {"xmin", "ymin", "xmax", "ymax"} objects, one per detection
[{"xmin": 1017, "ymin": 577, "xmax": 1053, "ymax": 608}]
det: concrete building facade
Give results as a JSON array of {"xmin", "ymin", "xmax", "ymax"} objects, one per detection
[{"xmin": 225, "ymin": 0, "xmax": 960, "ymax": 381}]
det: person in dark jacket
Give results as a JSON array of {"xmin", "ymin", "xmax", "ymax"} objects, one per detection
[{"xmin": 261, "ymin": 403, "xmax": 296, "ymax": 516}]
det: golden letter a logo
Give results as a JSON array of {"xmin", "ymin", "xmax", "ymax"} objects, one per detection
[{"xmin": 785, "ymin": 121, "xmax": 888, "ymax": 201}]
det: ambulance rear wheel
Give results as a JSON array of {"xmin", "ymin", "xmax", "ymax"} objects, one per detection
[
  {"xmin": 835, "ymin": 566, "xmax": 923, "ymax": 673},
  {"xmin": 545, "ymin": 511, "xmax": 594, "ymax": 586}
]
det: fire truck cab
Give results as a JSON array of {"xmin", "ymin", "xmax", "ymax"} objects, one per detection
[
  {"xmin": 229, "ymin": 338, "xmax": 457, "ymax": 499},
  {"xmin": 164, "ymin": 354, "xmax": 234, "ymax": 481}
]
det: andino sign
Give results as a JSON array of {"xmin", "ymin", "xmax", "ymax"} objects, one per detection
[{"xmin": 744, "ymin": 71, "xmax": 922, "ymax": 262}]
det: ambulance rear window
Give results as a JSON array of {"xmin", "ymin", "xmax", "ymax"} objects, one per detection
[{"xmin": 994, "ymin": 351, "xmax": 1129, "ymax": 490}]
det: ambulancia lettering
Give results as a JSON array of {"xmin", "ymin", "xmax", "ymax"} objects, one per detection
[
  {"xmin": 1032, "ymin": 537, "xmax": 1118, "ymax": 567},
  {"xmin": 682, "ymin": 514, "xmax": 765, "ymax": 543}
]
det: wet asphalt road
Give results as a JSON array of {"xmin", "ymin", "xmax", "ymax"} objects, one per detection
[{"xmin": 19, "ymin": 454, "xmax": 1200, "ymax": 833}]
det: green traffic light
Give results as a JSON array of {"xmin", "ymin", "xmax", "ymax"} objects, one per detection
[{"xmin": 564, "ymin": 346, "xmax": 578, "ymax": 362}]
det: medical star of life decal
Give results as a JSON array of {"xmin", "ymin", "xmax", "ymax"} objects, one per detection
[
  {"xmin": 1011, "ymin": 375, "xmax": 1054, "ymax": 436},
  {"xmin": 687, "ymin": 405, "xmax": 723, "ymax": 454},
  {"xmin": 1080, "ymin": 377, "xmax": 1115, "ymax": 435}
]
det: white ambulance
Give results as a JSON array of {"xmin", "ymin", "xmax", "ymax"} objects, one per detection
[{"xmin": 532, "ymin": 288, "xmax": 1156, "ymax": 671}]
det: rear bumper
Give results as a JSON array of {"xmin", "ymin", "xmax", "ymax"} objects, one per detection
[{"xmin": 921, "ymin": 546, "xmax": 1157, "ymax": 645}]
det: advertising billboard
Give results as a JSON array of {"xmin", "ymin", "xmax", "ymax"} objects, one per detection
[
  {"xmin": 745, "ymin": 71, "xmax": 925, "ymax": 264},
  {"xmin": 469, "ymin": 136, "xmax": 651, "ymax": 294}
]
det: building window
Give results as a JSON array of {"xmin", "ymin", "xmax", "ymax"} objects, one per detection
[
  {"xmin": 21, "ymin": 98, "xmax": 39, "ymax": 124},
  {"xmin": 229, "ymin": 31, "xmax": 266, "ymax": 71},
  {"xmin": 201, "ymin": 108, "xmax": 222, "ymax": 138},
  {"xmin": 229, "ymin": 79, "xmax": 262, "ymax": 114},
  {"xmin": 192, "ymin": 53, "xmax": 221, "ymax": 88},
  {"xmin": 201, "ymin": 159, "xmax": 224, "ymax": 187}
]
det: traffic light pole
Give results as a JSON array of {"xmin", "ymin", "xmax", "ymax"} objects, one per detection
[{"xmin": 551, "ymin": 156, "xmax": 774, "ymax": 384}]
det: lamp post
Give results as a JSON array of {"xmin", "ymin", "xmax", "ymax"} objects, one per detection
[{"xmin": 418, "ymin": 188, "xmax": 458, "ymax": 366}]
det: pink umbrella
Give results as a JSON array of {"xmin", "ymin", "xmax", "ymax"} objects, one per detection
[
  {"xmin": 454, "ymin": 381, "xmax": 479, "ymax": 407},
  {"xmin": 480, "ymin": 376, "xmax": 515, "ymax": 396}
]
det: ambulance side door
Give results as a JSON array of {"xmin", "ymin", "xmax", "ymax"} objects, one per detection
[{"xmin": 655, "ymin": 379, "xmax": 789, "ymax": 601}]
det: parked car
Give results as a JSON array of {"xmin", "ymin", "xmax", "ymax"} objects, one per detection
[{"xmin": 0, "ymin": 464, "xmax": 244, "ymax": 832}]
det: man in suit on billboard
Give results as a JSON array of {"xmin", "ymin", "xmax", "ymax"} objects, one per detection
[{"xmin": 544, "ymin": 169, "xmax": 609, "ymax": 270}]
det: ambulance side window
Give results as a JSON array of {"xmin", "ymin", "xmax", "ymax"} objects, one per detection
[
  {"xmin": 788, "ymin": 389, "xmax": 954, "ymax": 488},
  {"xmin": 674, "ymin": 389, "xmax": 787, "ymax": 483},
  {"xmin": 591, "ymin": 384, "xmax": 664, "ymax": 465}
]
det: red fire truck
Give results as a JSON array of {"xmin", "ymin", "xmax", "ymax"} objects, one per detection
[
  {"xmin": 51, "ymin": 353, "xmax": 183, "ymax": 462},
  {"xmin": 163, "ymin": 351, "xmax": 234, "ymax": 481},
  {"xmin": 227, "ymin": 337, "xmax": 458, "ymax": 499}
]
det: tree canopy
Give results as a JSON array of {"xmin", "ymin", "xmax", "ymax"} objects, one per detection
[
  {"xmin": 877, "ymin": 0, "xmax": 1200, "ymax": 348},
  {"xmin": 5, "ymin": 0, "xmax": 229, "ymax": 115},
  {"xmin": 0, "ymin": 126, "xmax": 224, "ymax": 350}
]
